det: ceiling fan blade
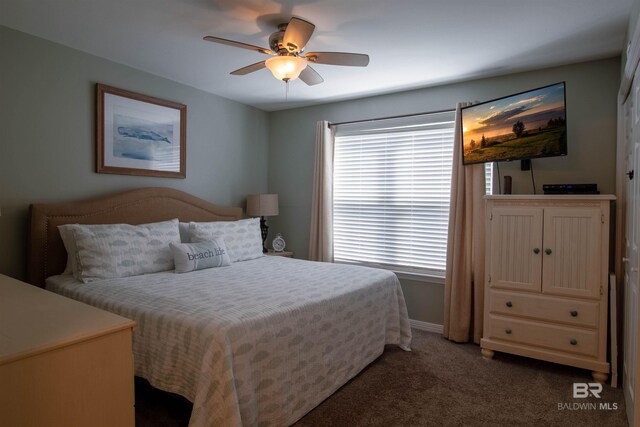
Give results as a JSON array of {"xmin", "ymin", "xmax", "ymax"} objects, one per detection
[
  {"xmin": 282, "ymin": 17, "xmax": 315, "ymax": 52},
  {"xmin": 299, "ymin": 66, "xmax": 324, "ymax": 86},
  {"xmin": 230, "ymin": 61, "xmax": 266, "ymax": 76},
  {"xmin": 304, "ymin": 52, "xmax": 369, "ymax": 67},
  {"xmin": 203, "ymin": 36, "xmax": 272, "ymax": 55}
]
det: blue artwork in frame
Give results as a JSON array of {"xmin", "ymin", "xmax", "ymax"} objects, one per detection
[{"xmin": 97, "ymin": 84, "xmax": 186, "ymax": 178}]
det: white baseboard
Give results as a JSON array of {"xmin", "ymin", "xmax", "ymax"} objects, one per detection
[{"xmin": 409, "ymin": 319, "xmax": 443, "ymax": 334}]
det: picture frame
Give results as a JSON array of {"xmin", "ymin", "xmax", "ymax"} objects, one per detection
[{"xmin": 96, "ymin": 83, "xmax": 186, "ymax": 178}]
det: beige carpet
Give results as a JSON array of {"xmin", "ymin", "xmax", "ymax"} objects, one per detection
[{"xmin": 136, "ymin": 329, "xmax": 628, "ymax": 426}]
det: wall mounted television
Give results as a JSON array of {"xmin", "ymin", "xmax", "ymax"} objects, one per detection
[{"xmin": 461, "ymin": 82, "xmax": 567, "ymax": 165}]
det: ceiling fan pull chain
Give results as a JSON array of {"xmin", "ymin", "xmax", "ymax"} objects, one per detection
[{"xmin": 285, "ymin": 80, "xmax": 289, "ymax": 101}]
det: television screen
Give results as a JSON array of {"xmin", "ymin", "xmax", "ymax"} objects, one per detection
[{"xmin": 461, "ymin": 82, "xmax": 567, "ymax": 165}]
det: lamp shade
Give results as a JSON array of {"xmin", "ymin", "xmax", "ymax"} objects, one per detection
[
  {"xmin": 247, "ymin": 194, "xmax": 279, "ymax": 217},
  {"xmin": 265, "ymin": 56, "xmax": 307, "ymax": 82}
]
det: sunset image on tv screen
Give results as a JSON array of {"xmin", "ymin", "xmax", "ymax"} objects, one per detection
[{"xmin": 461, "ymin": 82, "xmax": 567, "ymax": 164}]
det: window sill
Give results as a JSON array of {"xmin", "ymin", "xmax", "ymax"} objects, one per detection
[
  {"xmin": 394, "ymin": 270, "xmax": 445, "ymax": 284},
  {"xmin": 334, "ymin": 260, "xmax": 445, "ymax": 284}
]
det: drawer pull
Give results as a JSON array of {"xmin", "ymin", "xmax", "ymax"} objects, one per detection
[
  {"xmin": 570, "ymin": 310, "xmax": 578, "ymax": 317},
  {"xmin": 570, "ymin": 339, "xmax": 577, "ymax": 346},
  {"xmin": 505, "ymin": 328, "xmax": 512, "ymax": 334},
  {"xmin": 545, "ymin": 248, "xmax": 553, "ymax": 255},
  {"xmin": 506, "ymin": 301, "xmax": 513, "ymax": 308},
  {"xmin": 533, "ymin": 248, "xmax": 540, "ymax": 254}
]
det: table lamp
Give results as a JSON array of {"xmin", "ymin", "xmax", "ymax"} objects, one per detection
[{"xmin": 246, "ymin": 194, "xmax": 279, "ymax": 253}]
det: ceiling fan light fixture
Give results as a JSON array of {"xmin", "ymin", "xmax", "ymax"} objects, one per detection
[
  {"xmin": 204, "ymin": 17, "xmax": 369, "ymax": 87},
  {"xmin": 265, "ymin": 56, "xmax": 308, "ymax": 82}
]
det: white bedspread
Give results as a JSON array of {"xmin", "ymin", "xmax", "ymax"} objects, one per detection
[{"xmin": 47, "ymin": 256, "xmax": 411, "ymax": 427}]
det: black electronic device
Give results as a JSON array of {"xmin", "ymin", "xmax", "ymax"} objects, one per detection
[{"xmin": 542, "ymin": 184, "xmax": 598, "ymax": 194}]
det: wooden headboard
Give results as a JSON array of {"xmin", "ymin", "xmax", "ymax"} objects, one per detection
[{"xmin": 28, "ymin": 187, "xmax": 243, "ymax": 287}]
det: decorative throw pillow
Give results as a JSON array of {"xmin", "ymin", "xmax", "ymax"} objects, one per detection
[
  {"xmin": 188, "ymin": 218, "xmax": 263, "ymax": 262},
  {"xmin": 62, "ymin": 219, "xmax": 180, "ymax": 283},
  {"xmin": 170, "ymin": 239, "xmax": 231, "ymax": 273}
]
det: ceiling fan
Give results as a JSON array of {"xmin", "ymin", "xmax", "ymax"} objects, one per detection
[{"xmin": 203, "ymin": 17, "xmax": 369, "ymax": 86}]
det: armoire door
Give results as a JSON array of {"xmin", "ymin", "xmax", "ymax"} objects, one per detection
[
  {"xmin": 541, "ymin": 207, "xmax": 602, "ymax": 299},
  {"xmin": 489, "ymin": 206, "xmax": 543, "ymax": 292}
]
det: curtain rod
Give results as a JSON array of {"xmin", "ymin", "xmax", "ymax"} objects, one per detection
[{"xmin": 328, "ymin": 107, "xmax": 456, "ymax": 127}]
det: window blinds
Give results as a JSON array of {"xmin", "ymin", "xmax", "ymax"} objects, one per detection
[{"xmin": 333, "ymin": 111, "xmax": 492, "ymax": 276}]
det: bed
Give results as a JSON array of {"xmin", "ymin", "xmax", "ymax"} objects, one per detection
[{"xmin": 27, "ymin": 187, "xmax": 412, "ymax": 427}]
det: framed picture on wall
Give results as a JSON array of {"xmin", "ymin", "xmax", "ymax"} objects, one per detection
[{"xmin": 96, "ymin": 83, "xmax": 186, "ymax": 178}]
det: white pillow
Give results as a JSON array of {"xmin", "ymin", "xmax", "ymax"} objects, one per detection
[
  {"xmin": 60, "ymin": 219, "xmax": 180, "ymax": 283},
  {"xmin": 188, "ymin": 218, "xmax": 263, "ymax": 262},
  {"xmin": 58, "ymin": 225, "xmax": 79, "ymax": 275},
  {"xmin": 170, "ymin": 239, "xmax": 231, "ymax": 273},
  {"xmin": 179, "ymin": 222, "xmax": 190, "ymax": 243}
]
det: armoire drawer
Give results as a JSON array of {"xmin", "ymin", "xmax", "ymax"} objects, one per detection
[
  {"xmin": 489, "ymin": 290, "xmax": 599, "ymax": 328},
  {"xmin": 487, "ymin": 315, "xmax": 598, "ymax": 357}
]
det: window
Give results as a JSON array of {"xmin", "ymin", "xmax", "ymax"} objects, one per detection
[{"xmin": 333, "ymin": 112, "xmax": 492, "ymax": 277}]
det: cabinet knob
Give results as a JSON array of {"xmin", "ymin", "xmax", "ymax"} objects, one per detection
[
  {"xmin": 570, "ymin": 339, "xmax": 577, "ymax": 346},
  {"xmin": 545, "ymin": 248, "xmax": 553, "ymax": 255},
  {"xmin": 506, "ymin": 301, "xmax": 513, "ymax": 308},
  {"xmin": 505, "ymin": 328, "xmax": 512, "ymax": 334},
  {"xmin": 533, "ymin": 248, "xmax": 540, "ymax": 254},
  {"xmin": 570, "ymin": 310, "xmax": 578, "ymax": 317}
]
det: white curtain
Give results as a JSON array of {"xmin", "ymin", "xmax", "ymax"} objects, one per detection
[
  {"xmin": 308, "ymin": 120, "xmax": 335, "ymax": 262},
  {"xmin": 443, "ymin": 102, "xmax": 487, "ymax": 344}
]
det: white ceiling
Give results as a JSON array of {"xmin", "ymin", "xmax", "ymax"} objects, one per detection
[{"xmin": 0, "ymin": 0, "xmax": 633, "ymax": 111}]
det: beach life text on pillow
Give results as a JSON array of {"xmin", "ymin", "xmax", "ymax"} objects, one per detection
[{"xmin": 170, "ymin": 239, "xmax": 231, "ymax": 273}]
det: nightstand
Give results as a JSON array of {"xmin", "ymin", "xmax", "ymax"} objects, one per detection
[{"xmin": 266, "ymin": 250, "xmax": 294, "ymax": 258}]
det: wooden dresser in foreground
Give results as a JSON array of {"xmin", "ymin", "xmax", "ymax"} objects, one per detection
[
  {"xmin": 480, "ymin": 195, "xmax": 614, "ymax": 383},
  {"xmin": 0, "ymin": 274, "xmax": 136, "ymax": 427}
]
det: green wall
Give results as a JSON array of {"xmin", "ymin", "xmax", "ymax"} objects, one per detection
[
  {"xmin": 267, "ymin": 58, "xmax": 621, "ymax": 325},
  {"xmin": 0, "ymin": 26, "xmax": 270, "ymax": 280}
]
